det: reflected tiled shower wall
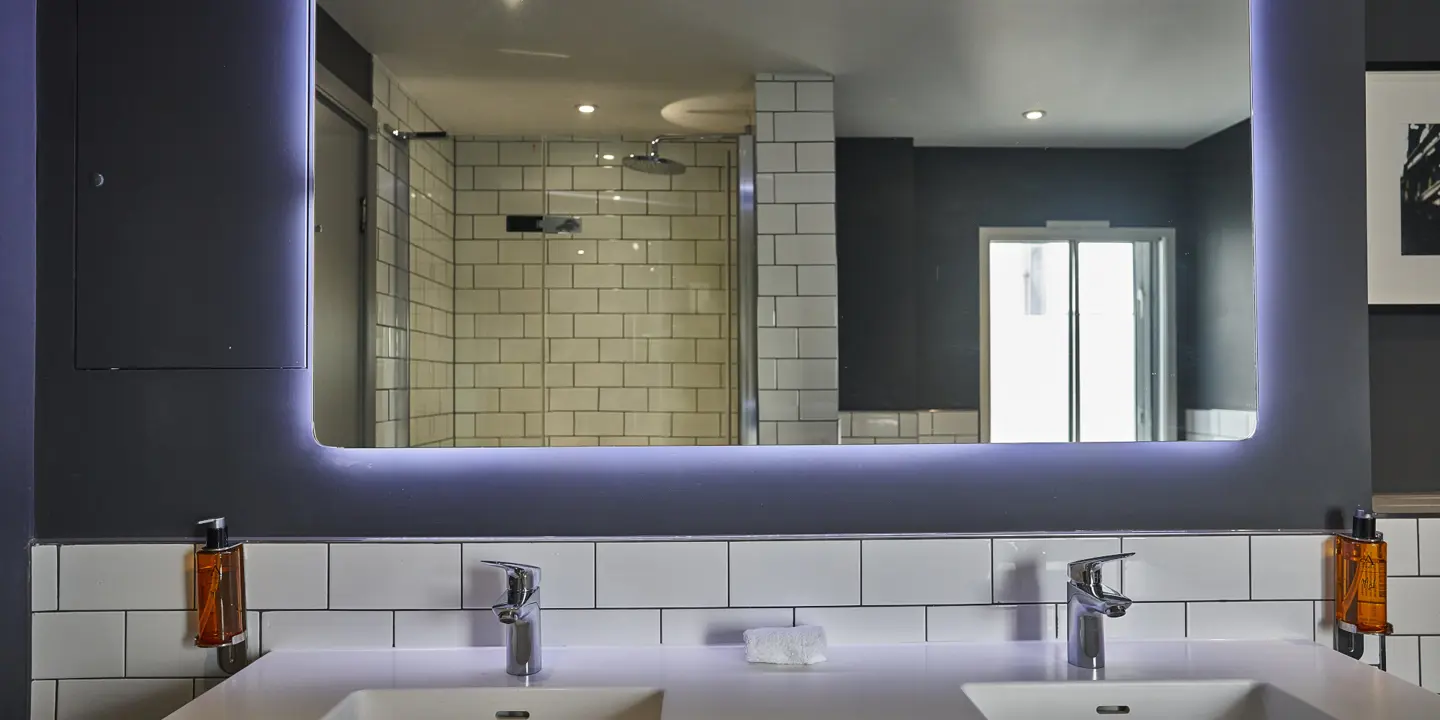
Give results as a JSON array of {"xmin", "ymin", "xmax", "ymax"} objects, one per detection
[
  {"xmin": 754, "ymin": 75, "xmax": 840, "ymax": 445},
  {"xmin": 372, "ymin": 65, "xmax": 456, "ymax": 448},
  {"xmin": 450, "ymin": 137, "xmax": 738, "ymax": 447}
]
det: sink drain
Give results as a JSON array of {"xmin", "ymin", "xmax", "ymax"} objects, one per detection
[
  {"xmin": 1095, "ymin": 706, "xmax": 1132, "ymax": 715},
  {"xmin": 495, "ymin": 712, "xmax": 531, "ymax": 719}
]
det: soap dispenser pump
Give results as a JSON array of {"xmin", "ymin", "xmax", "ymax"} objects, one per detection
[{"xmin": 194, "ymin": 517, "xmax": 248, "ymax": 671}]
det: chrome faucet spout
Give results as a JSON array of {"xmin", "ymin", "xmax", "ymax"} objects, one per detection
[
  {"xmin": 1066, "ymin": 553, "xmax": 1134, "ymax": 670},
  {"xmin": 482, "ymin": 561, "xmax": 543, "ymax": 676}
]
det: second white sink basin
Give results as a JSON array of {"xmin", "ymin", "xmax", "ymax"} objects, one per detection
[
  {"xmin": 320, "ymin": 687, "xmax": 665, "ymax": 720},
  {"xmin": 962, "ymin": 680, "xmax": 1340, "ymax": 720}
]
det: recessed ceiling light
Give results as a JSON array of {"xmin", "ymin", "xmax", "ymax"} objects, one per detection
[
  {"xmin": 1023, "ymin": 109, "xmax": 1047, "ymax": 121},
  {"xmin": 576, "ymin": 104, "xmax": 597, "ymax": 114},
  {"xmin": 602, "ymin": 154, "xmax": 616, "ymax": 160}
]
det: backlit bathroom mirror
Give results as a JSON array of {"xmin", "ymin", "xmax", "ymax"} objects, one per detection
[{"xmin": 312, "ymin": 0, "xmax": 1254, "ymax": 448}]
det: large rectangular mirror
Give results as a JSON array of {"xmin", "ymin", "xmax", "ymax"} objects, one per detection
[{"xmin": 314, "ymin": 0, "xmax": 1254, "ymax": 448}]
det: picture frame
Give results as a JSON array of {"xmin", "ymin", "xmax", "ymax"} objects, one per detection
[{"xmin": 1367, "ymin": 70, "xmax": 1440, "ymax": 305}]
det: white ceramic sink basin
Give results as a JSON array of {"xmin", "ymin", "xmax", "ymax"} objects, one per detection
[
  {"xmin": 962, "ymin": 680, "xmax": 1341, "ymax": 720},
  {"xmin": 320, "ymin": 687, "xmax": 664, "ymax": 720}
]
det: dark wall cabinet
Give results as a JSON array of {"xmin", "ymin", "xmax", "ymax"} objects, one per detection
[{"xmin": 74, "ymin": 0, "xmax": 308, "ymax": 369}]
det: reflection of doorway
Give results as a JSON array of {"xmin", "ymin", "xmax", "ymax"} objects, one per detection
[
  {"xmin": 313, "ymin": 97, "xmax": 370, "ymax": 447},
  {"xmin": 980, "ymin": 226, "xmax": 1175, "ymax": 443}
]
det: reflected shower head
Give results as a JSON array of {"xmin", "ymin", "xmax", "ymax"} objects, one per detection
[{"xmin": 623, "ymin": 152, "xmax": 687, "ymax": 175}]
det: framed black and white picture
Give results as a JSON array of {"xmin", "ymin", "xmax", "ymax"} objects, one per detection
[{"xmin": 1368, "ymin": 71, "xmax": 1440, "ymax": 304}]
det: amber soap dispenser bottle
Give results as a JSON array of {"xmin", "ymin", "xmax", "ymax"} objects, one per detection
[
  {"xmin": 194, "ymin": 517, "xmax": 247, "ymax": 648},
  {"xmin": 1334, "ymin": 508, "xmax": 1387, "ymax": 635}
]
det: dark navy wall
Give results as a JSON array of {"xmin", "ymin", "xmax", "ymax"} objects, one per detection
[
  {"xmin": 1, "ymin": 0, "xmax": 36, "ymax": 716},
  {"xmin": 1364, "ymin": 0, "xmax": 1440, "ymax": 493}
]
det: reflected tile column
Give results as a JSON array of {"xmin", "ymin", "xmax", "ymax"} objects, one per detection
[{"xmin": 754, "ymin": 75, "xmax": 839, "ymax": 445}]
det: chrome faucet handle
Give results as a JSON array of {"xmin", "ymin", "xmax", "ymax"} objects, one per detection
[
  {"xmin": 481, "ymin": 561, "xmax": 541, "ymax": 607},
  {"xmin": 1067, "ymin": 553, "xmax": 1134, "ymax": 587}
]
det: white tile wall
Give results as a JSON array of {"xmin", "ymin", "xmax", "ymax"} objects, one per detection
[
  {"xmin": 1186, "ymin": 601, "xmax": 1314, "ymax": 641},
  {"xmin": 31, "ymin": 545, "xmax": 57, "ymax": 613},
  {"xmin": 59, "ymin": 544, "xmax": 194, "ymax": 610},
  {"xmin": 28, "ymin": 526, "xmax": 1440, "ymax": 716},
  {"xmin": 31, "ymin": 681, "xmax": 55, "ymax": 720},
  {"xmin": 596, "ymin": 542, "xmax": 727, "ymax": 608},
  {"xmin": 243, "ymin": 543, "xmax": 328, "ymax": 609},
  {"xmin": 755, "ymin": 75, "xmax": 838, "ymax": 445},
  {"xmin": 795, "ymin": 606, "xmax": 925, "ymax": 644},
  {"xmin": 1121, "ymin": 536, "xmax": 1250, "ymax": 601},
  {"xmin": 54, "ymin": 679, "xmax": 193, "ymax": 720},
  {"xmin": 928, "ymin": 605, "xmax": 1058, "ymax": 642},
  {"xmin": 463, "ymin": 542, "xmax": 596, "ymax": 609},
  {"xmin": 862, "ymin": 539, "xmax": 991, "ymax": 606},
  {"xmin": 259, "ymin": 611, "xmax": 394, "ymax": 652},
  {"xmin": 661, "ymin": 608, "xmax": 793, "ymax": 645},
  {"xmin": 839, "ymin": 411, "xmax": 981, "ymax": 445},
  {"xmin": 994, "ymin": 537, "xmax": 1122, "ymax": 603},
  {"xmin": 1251, "ymin": 535, "xmax": 1332, "ymax": 600},
  {"xmin": 546, "ymin": 610, "xmax": 661, "ymax": 646},
  {"xmin": 1421, "ymin": 519, "xmax": 1440, "ymax": 576},
  {"xmin": 329, "ymin": 543, "xmax": 461, "ymax": 609},
  {"xmin": 730, "ymin": 541, "xmax": 859, "ymax": 607},
  {"xmin": 1380, "ymin": 519, "xmax": 1419, "ymax": 576}
]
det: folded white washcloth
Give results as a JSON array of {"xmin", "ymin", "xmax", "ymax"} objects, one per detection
[{"xmin": 743, "ymin": 625, "xmax": 827, "ymax": 665}]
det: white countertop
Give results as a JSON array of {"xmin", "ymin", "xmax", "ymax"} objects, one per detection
[{"xmin": 167, "ymin": 640, "xmax": 1440, "ymax": 720}]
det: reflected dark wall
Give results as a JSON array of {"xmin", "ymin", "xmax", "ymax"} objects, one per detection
[
  {"xmin": 1184, "ymin": 121, "xmax": 1257, "ymax": 412},
  {"xmin": 317, "ymin": 6, "xmax": 371, "ymax": 103},
  {"xmin": 837, "ymin": 133, "xmax": 1257, "ymax": 418}
]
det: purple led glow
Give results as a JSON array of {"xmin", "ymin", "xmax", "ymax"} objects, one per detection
[{"xmin": 297, "ymin": 1, "xmax": 1263, "ymax": 474}]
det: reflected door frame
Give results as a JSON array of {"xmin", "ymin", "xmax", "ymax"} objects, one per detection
[
  {"xmin": 315, "ymin": 66, "xmax": 380, "ymax": 447},
  {"xmin": 978, "ymin": 224, "xmax": 1177, "ymax": 443}
]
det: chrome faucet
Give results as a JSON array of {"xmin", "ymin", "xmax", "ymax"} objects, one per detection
[
  {"xmin": 483, "ymin": 561, "xmax": 542, "ymax": 676},
  {"xmin": 1067, "ymin": 553, "xmax": 1134, "ymax": 670}
]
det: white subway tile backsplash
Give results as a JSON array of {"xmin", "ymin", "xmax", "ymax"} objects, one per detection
[
  {"xmin": 395, "ymin": 610, "xmax": 501, "ymax": 648},
  {"xmin": 1121, "ymin": 536, "xmax": 1249, "ymax": 601},
  {"xmin": 32, "ymin": 613, "xmax": 125, "ymax": 679},
  {"xmin": 1421, "ymin": 636, "xmax": 1440, "ymax": 691},
  {"xmin": 730, "ymin": 541, "xmax": 859, "ymax": 607},
  {"xmin": 244, "ymin": 543, "xmax": 328, "ymax": 610},
  {"xmin": 1380, "ymin": 635, "xmax": 1419, "ymax": 687},
  {"xmin": 1389, "ymin": 577, "xmax": 1440, "ymax": 634},
  {"xmin": 546, "ymin": 610, "xmax": 660, "ymax": 646},
  {"xmin": 757, "ymin": 143, "xmax": 796, "ymax": 173},
  {"xmin": 32, "ymin": 545, "xmax": 57, "ymax": 612},
  {"xmin": 928, "ymin": 605, "xmax": 1057, "ymax": 642},
  {"xmin": 796, "ymin": 606, "xmax": 925, "ymax": 645},
  {"xmin": 463, "ymin": 543, "xmax": 595, "ymax": 609},
  {"xmin": 1250, "ymin": 535, "xmax": 1331, "ymax": 600},
  {"xmin": 1186, "ymin": 601, "xmax": 1313, "ymax": 641},
  {"xmin": 662, "ymin": 608, "xmax": 793, "ymax": 645},
  {"xmin": 1420, "ymin": 518, "xmax": 1440, "ymax": 576},
  {"xmin": 1108, "ymin": 602, "xmax": 1187, "ymax": 641},
  {"xmin": 993, "ymin": 537, "xmax": 1122, "ymax": 603},
  {"xmin": 596, "ymin": 542, "xmax": 727, "ymax": 608},
  {"xmin": 1379, "ymin": 518, "xmax": 1419, "ymax": 576},
  {"xmin": 123, "ymin": 610, "xmax": 260, "ymax": 678},
  {"xmin": 757, "ymin": 205, "xmax": 797, "ymax": 235},
  {"xmin": 31, "ymin": 680, "xmax": 55, "ymax": 720},
  {"xmin": 59, "ymin": 544, "xmax": 194, "ymax": 610},
  {"xmin": 260, "ymin": 611, "xmax": 393, "ymax": 652},
  {"xmin": 329, "ymin": 543, "xmax": 461, "ymax": 609},
  {"xmin": 863, "ymin": 540, "xmax": 991, "ymax": 606},
  {"xmin": 55, "ymin": 679, "xmax": 193, "ymax": 720}
]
